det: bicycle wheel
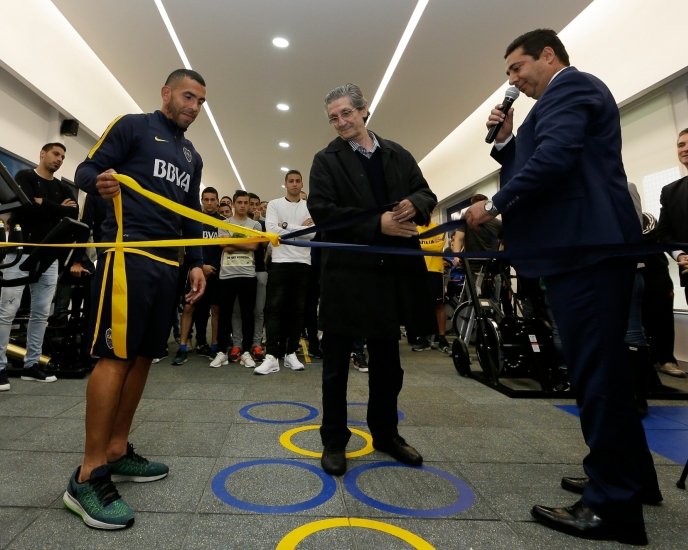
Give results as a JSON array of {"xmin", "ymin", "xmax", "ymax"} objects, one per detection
[
  {"xmin": 451, "ymin": 301, "xmax": 474, "ymax": 342},
  {"xmin": 451, "ymin": 338, "xmax": 471, "ymax": 377}
]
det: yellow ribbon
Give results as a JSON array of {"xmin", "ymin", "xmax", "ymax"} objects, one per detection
[
  {"xmin": 113, "ymin": 173, "xmax": 280, "ymax": 245},
  {"xmin": 111, "ymin": 188, "xmax": 127, "ymax": 357},
  {"xmin": 0, "ymin": 237, "xmax": 271, "ymax": 249},
  {"xmin": 81, "ymin": 173, "xmax": 279, "ymax": 359}
]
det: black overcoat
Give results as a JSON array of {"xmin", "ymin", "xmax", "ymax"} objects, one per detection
[{"xmin": 308, "ymin": 133, "xmax": 437, "ymax": 338}]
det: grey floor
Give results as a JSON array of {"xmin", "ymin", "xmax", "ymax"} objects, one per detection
[{"xmin": 1, "ymin": 341, "xmax": 687, "ymax": 549}]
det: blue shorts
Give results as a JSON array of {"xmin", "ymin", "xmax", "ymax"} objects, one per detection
[{"xmin": 89, "ymin": 252, "xmax": 178, "ymax": 360}]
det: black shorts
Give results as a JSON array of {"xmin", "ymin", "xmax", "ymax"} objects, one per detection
[
  {"xmin": 89, "ymin": 252, "xmax": 178, "ymax": 360},
  {"xmin": 186, "ymin": 272, "xmax": 220, "ymax": 306},
  {"xmin": 428, "ymin": 271, "xmax": 444, "ymax": 302}
]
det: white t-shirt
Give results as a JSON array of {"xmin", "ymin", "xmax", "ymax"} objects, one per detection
[{"xmin": 265, "ymin": 196, "xmax": 314, "ymax": 264}]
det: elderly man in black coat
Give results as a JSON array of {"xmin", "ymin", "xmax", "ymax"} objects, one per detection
[{"xmin": 308, "ymin": 83, "xmax": 437, "ymax": 476}]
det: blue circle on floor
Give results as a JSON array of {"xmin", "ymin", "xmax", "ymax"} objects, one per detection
[
  {"xmin": 343, "ymin": 462, "xmax": 475, "ymax": 517},
  {"xmin": 212, "ymin": 459, "xmax": 336, "ymax": 513},
  {"xmin": 347, "ymin": 402, "xmax": 405, "ymax": 426},
  {"xmin": 240, "ymin": 401, "xmax": 319, "ymax": 424}
]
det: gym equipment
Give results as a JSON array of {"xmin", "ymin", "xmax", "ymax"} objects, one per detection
[
  {"xmin": 450, "ymin": 258, "xmax": 570, "ymax": 396},
  {"xmin": 1, "ymin": 216, "xmax": 93, "ymax": 378}
]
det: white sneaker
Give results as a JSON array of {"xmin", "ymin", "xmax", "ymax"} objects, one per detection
[
  {"xmin": 254, "ymin": 354, "xmax": 279, "ymax": 375},
  {"xmin": 284, "ymin": 352, "xmax": 305, "ymax": 371},
  {"xmin": 210, "ymin": 351, "xmax": 229, "ymax": 368},
  {"xmin": 240, "ymin": 351, "xmax": 256, "ymax": 368}
]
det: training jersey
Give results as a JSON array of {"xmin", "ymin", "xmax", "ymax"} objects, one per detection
[
  {"xmin": 201, "ymin": 212, "xmax": 224, "ymax": 269},
  {"xmin": 74, "ymin": 110, "xmax": 203, "ymax": 266},
  {"xmin": 418, "ymin": 220, "xmax": 446, "ymax": 273},
  {"xmin": 218, "ymin": 216, "xmax": 261, "ymax": 279}
]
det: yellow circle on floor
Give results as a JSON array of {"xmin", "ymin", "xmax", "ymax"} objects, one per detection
[
  {"xmin": 280, "ymin": 425, "xmax": 374, "ymax": 458},
  {"xmin": 276, "ymin": 517, "xmax": 435, "ymax": 549}
]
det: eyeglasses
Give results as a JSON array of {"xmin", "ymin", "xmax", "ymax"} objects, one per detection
[{"xmin": 328, "ymin": 108, "xmax": 359, "ymax": 125}]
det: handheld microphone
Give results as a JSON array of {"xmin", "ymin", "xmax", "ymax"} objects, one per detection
[{"xmin": 485, "ymin": 86, "xmax": 520, "ymax": 144}]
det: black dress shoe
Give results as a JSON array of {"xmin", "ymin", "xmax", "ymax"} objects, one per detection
[
  {"xmin": 321, "ymin": 447, "xmax": 346, "ymax": 476},
  {"xmin": 372, "ymin": 436, "xmax": 423, "ymax": 466},
  {"xmin": 531, "ymin": 499, "xmax": 648, "ymax": 546},
  {"xmin": 561, "ymin": 476, "xmax": 663, "ymax": 505},
  {"xmin": 561, "ymin": 476, "xmax": 588, "ymax": 494}
]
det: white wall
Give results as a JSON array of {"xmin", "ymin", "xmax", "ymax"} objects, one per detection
[
  {"xmin": 0, "ymin": 67, "xmax": 95, "ymax": 181},
  {"xmin": 0, "ymin": 0, "xmax": 140, "ymax": 147},
  {"xmin": 621, "ymin": 91, "xmax": 682, "ymax": 193}
]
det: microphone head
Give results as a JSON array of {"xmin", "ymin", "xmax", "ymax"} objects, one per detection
[{"xmin": 505, "ymin": 86, "xmax": 520, "ymax": 101}]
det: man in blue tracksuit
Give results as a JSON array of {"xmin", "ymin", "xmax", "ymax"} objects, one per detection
[{"xmin": 63, "ymin": 69, "xmax": 207, "ymax": 530}]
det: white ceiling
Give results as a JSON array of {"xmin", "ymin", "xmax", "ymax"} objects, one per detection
[{"xmin": 51, "ymin": 0, "xmax": 592, "ymax": 202}]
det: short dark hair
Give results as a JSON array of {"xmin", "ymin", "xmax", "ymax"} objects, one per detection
[
  {"xmin": 285, "ymin": 169, "xmax": 302, "ymax": 181},
  {"xmin": 248, "ymin": 192, "xmax": 260, "ymax": 201},
  {"xmin": 165, "ymin": 68, "xmax": 206, "ymax": 87},
  {"xmin": 220, "ymin": 195, "xmax": 232, "ymax": 203},
  {"xmin": 42, "ymin": 142, "xmax": 66, "ymax": 153},
  {"xmin": 233, "ymin": 189, "xmax": 249, "ymax": 202},
  {"xmin": 471, "ymin": 193, "xmax": 488, "ymax": 204},
  {"xmin": 202, "ymin": 186, "xmax": 218, "ymax": 198},
  {"xmin": 678, "ymin": 128, "xmax": 688, "ymax": 140},
  {"xmin": 505, "ymin": 29, "xmax": 570, "ymax": 66}
]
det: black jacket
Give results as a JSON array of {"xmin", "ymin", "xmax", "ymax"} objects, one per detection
[
  {"xmin": 657, "ymin": 175, "xmax": 688, "ymax": 286},
  {"xmin": 308, "ymin": 133, "xmax": 437, "ymax": 337}
]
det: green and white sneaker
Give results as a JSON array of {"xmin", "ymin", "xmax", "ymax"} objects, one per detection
[
  {"xmin": 109, "ymin": 443, "xmax": 169, "ymax": 482},
  {"xmin": 63, "ymin": 465, "xmax": 134, "ymax": 530}
]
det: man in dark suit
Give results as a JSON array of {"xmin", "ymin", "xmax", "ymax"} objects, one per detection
[
  {"xmin": 308, "ymin": 83, "xmax": 437, "ymax": 476},
  {"xmin": 466, "ymin": 29, "xmax": 660, "ymax": 545},
  {"xmin": 657, "ymin": 128, "xmax": 688, "ymax": 302}
]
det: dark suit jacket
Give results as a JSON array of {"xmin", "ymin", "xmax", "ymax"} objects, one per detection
[
  {"xmin": 657, "ymin": 175, "xmax": 688, "ymax": 286},
  {"xmin": 491, "ymin": 67, "xmax": 641, "ymax": 277},
  {"xmin": 308, "ymin": 133, "xmax": 437, "ymax": 338}
]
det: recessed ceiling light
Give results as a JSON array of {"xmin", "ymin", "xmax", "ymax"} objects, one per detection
[
  {"xmin": 280, "ymin": 166, "xmax": 289, "ymax": 172},
  {"xmin": 276, "ymin": 103, "xmax": 290, "ymax": 111},
  {"xmin": 278, "ymin": 142, "xmax": 290, "ymax": 148},
  {"xmin": 272, "ymin": 37, "xmax": 289, "ymax": 48}
]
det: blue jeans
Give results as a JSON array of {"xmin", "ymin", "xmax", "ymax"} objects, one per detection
[{"xmin": 0, "ymin": 254, "xmax": 58, "ymax": 369}]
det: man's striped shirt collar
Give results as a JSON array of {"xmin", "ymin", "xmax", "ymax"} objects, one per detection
[{"xmin": 348, "ymin": 131, "xmax": 380, "ymax": 159}]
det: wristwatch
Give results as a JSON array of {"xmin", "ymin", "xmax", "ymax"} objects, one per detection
[
  {"xmin": 281, "ymin": 222, "xmax": 288, "ymax": 229},
  {"xmin": 484, "ymin": 200, "xmax": 499, "ymax": 217}
]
